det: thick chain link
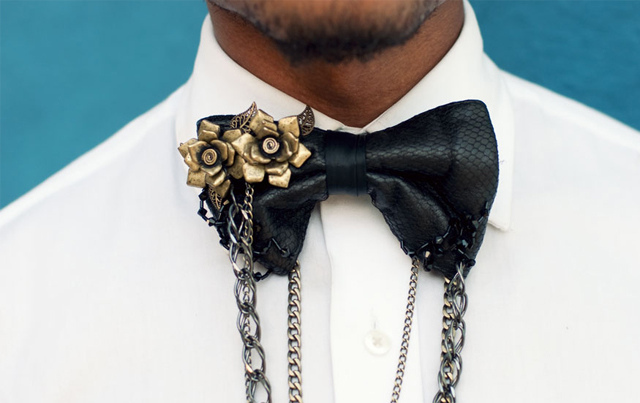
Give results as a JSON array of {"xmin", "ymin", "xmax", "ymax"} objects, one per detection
[
  {"xmin": 390, "ymin": 257, "xmax": 420, "ymax": 403},
  {"xmin": 433, "ymin": 263, "xmax": 467, "ymax": 403},
  {"xmin": 228, "ymin": 183, "xmax": 272, "ymax": 403},
  {"xmin": 287, "ymin": 263, "xmax": 303, "ymax": 403}
]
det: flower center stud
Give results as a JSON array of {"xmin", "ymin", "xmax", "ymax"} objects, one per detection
[
  {"xmin": 202, "ymin": 148, "xmax": 218, "ymax": 166},
  {"xmin": 262, "ymin": 137, "xmax": 280, "ymax": 155}
]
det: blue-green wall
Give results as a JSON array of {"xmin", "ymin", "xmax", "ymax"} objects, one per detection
[{"xmin": 2, "ymin": 1, "xmax": 639, "ymax": 208}]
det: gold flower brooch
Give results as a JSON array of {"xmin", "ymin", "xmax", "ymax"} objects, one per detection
[{"xmin": 178, "ymin": 103, "xmax": 315, "ymax": 203}]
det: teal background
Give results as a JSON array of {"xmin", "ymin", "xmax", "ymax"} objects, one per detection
[{"xmin": 1, "ymin": 1, "xmax": 639, "ymax": 208}]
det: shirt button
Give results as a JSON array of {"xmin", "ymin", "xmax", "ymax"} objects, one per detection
[{"xmin": 364, "ymin": 329, "xmax": 391, "ymax": 356}]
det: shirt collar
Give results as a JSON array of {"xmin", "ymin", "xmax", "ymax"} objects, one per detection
[{"xmin": 175, "ymin": 0, "xmax": 514, "ymax": 230}]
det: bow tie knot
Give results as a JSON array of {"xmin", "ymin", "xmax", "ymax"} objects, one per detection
[{"xmin": 324, "ymin": 130, "xmax": 367, "ymax": 196}]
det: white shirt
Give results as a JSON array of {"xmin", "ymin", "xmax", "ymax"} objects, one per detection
[{"xmin": 1, "ymin": 2, "xmax": 640, "ymax": 402}]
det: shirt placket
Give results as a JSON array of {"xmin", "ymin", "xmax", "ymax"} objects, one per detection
[{"xmin": 320, "ymin": 195, "xmax": 425, "ymax": 402}]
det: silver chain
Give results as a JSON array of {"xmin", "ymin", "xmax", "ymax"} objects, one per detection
[
  {"xmin": 228, "ymin": 183, "xmax": 272, "ymax": 403},
  {"xmin": 433, "ymin": 263, "xmax": 468, "ymax": 403},
  {"xmin": 226, "ymin": 187, "xmax": 467, "ymax": 403},
  {"xmin": 390, "ymin": 257, "xmax": 420, "ymax": 403},
  {"xmin": 287, "ymin": 262, "xmax": 303, "ymax": 403}
]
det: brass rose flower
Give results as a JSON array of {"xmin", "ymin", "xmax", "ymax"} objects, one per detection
[
  {"xmin": 178, "ymin": 103, "xmax": 314, "ymax": 202},
  {"xmin": 231, "ymin": 109, "xmax": 312, "ymax": 188},
  {"xmin": 178, "ymin": 119, "xmax": 244, "ymax": 198}
]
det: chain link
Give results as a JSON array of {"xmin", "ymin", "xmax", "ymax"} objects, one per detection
[
  {"xmin": 228, "ymin": 183, "xmax": 272, "ymax": 403},
  {"xmin": 287, "ymin": 262, "xmax": 303, "ymax": 403},
  {"xmin": 433, "ymin": 263, "xmax": 467, "ymax": 403},
  {"xmin": 390, "ymin": 257, "xmax": 420, "ymax": 403}
]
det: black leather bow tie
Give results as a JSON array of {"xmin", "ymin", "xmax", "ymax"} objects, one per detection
[{"xmin": 190, "ymin": 100, "xmax": 499, "ymax": 279}]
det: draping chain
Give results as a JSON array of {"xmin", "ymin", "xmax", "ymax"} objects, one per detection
[
  {"xmin": 287, "ymin": 263, "xmax": 303, "ymax": 403},
  {"xmin": 227, "ymin": 183, "xmax": 272, "ymax": 403},
  {"xmin": 226, "ymin": 186, "xmax": 467, "ymax": 403},
  {"xmin": 433, "ymin": 263, "xmax": 467, "ymax": 403},
  {"xmin": 390, "ymin": 256, "xmax": 420, "ymax": 403}
]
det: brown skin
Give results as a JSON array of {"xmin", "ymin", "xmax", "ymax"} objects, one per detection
[{"xmin": 207, "ymin": 0, "xmax": 463, "ymax": 127}]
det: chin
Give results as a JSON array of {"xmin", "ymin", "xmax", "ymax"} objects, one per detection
[{"xmin": 211, "ymin": 0, "xmax": 446, "ymax": 63}]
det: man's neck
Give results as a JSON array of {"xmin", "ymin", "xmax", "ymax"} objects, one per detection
[{"xmin": 208, "ymin": 0, "xmax": 464, "ymax": 127}]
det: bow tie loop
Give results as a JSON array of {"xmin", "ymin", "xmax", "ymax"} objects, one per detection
[{"xmin": 324, "ymin": 130, "xmax": 367, "ymax": 196}]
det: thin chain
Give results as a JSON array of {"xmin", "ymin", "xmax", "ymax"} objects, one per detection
[
  {"xmin": 389, "ymin": 257, "xmax": 420, "ymax": 403},
  {"xmin": 433, "ymin": 263, "xmax": 467, "ymax": 403},
  {"xmin": 287, "ymin": 262, "xmax": 303, "ymax": 403},
  {"xmin": 228, "ymin": 183, "xmax": 272, "ymax": 403}
]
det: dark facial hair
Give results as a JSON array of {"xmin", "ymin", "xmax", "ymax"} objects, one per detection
[{"xmin": 211, "ymin": 0, "xmax": 442, "ymax": 64}]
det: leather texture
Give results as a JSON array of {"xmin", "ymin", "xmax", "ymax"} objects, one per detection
[{"xmin": 203, "ymin": 100, "xmax": 499, "ymax": 279}]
